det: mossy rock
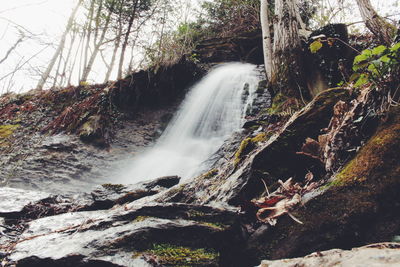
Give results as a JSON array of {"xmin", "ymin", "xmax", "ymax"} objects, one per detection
[
  {"xmin": 234, "ymin": 138, "xmax": 256, "ymax": 167},
  {"xmin": 199, "ymin": 169, "xmax": 219, "ymax": 180},
  {"xmin": 244, "ymin": 107, "xmax": 400, "ymax": 263},
  {"xmin": 234, "ymin": 133, "xmax": 268, "ymax": 167},
  {"xmin": 267, "ymin": 93, "xmax": 301, "ymax": 117},
  {"xmin": 136, "ymin": 243, "xmax": 219, "ymax": 266},
  {"xmin": 78, "ymin": 115, "xmax": 109, "ymax": 147},
  {"xmin": 0, "ymin": 124, "xmax": 19, "ymax": 139},
  {"xmin": 230, "ymin": 88, "xmax": 351, "ymax": 204},
  {"xmin": 0, "ymin": 124, "xmax": 19, "ymax": 147},
  {"xmin": 257, "ymin": 88, "xmax": 350, "ymax": 173}
]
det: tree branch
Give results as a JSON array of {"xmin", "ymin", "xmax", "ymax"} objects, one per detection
[{"xmin": 0, "ymin": 35, "xmax": 25, "ymax": 64}]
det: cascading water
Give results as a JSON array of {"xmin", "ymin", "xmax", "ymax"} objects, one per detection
[{"xmin": 118, "ymin": 62, "xmax": 260, "ymax": 183}]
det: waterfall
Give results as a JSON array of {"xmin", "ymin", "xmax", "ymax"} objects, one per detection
[{"xmin": 118, "ymin": 62, "xmax": 260, "ymax": 183}]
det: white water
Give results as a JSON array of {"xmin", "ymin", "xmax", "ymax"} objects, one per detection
[{"xmin": 119, "ymin": 63, "xmax": 260, "ymax": 183}]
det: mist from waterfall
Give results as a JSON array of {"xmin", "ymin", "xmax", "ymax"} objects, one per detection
[{"xmin": 117, "ymin": 62, "xmax": 260, "ymax": 183}]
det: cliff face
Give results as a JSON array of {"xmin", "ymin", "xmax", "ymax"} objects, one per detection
[{"xmin": 193, "ymin": 29, "xmax": 264, "ymax": 65}]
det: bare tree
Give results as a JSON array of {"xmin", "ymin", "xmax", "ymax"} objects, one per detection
[
  {"xmin": 52, "ymin": 44, "xmax": 65, "ymax": 88},
  {"xmin": 260, "ymin": 0, "xmax": 273, "ymax": 80},
  {"xmin": 0, "ymin": 32, "xmax": 25, "ymax": 65},
  {"xmin": 117, "ymin": 0, "xmax": 139, "ymax": 79},
  {"xmin": 81, "ymin": 0, "xmax": 116, "ymax": 82},
  {"xmin": 68, "ymin": 32, "xmax": 85, "ymax": 86},
  {"xmin": 104, "ymin": 2, "xmax": 124, "ymax": 82},
  {"xmin": 60, "ymin": 26, "xmax": 78, "ymax": 87},
  {"xmin": 36, "ymin": 0, "xmax": 83, "ymax": 90},
  {"xmin": 355, "ymin": 0, "xmax": 395, "ymax": 45},
  {"xmin": 260, "ymin": 0, "xmax": 305, "ymax": 97}
]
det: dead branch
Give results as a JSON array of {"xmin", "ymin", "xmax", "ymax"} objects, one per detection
[{"xmin": 0, "ymin": 34, "xmax": 24, "ymax": 65}]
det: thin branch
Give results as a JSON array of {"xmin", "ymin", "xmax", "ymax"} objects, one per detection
[
  {"xmin": 0, "ymin": 45, "xmax": 49, "ymax": 83},
  {"xmin": 0, "ymin": 35, "xmax": 25, "ymax": 64},
  {"xmin": 346, "ymin": 13, "xmax": 400, "ymax": 26},
  {"xmin": 100, "ymin": 50, "xmax": 110, "ymax": 69}
]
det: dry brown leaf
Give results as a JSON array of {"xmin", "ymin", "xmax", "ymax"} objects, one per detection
[{"xmin": 256, "ymin": 194, "xmax": 301, "ymax": 224}]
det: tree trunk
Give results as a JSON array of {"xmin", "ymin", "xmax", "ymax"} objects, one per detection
[
  {"xmin": 355, "ymin": 0, "xmax": 395, "ymax": 45},
  {"xmin": 84, "ymin": 0, "xmax": 96, "ymax": 73},
  {"xmin": 52, "ymin": 44, "xmax": 65, "ymax": 88},
  {"xmin": 81, "ymin": 0, "xmax": 115, "ymax": 83},
  {"xmin": 117, "ymin": 0, "xmax": 139, "ymax": 80},
  {"xmin": 261, "ymin": 0, "xmax": 305, "ymax": 98},
  {"xmin": 60, "ymin": 29, "xmax": 77, "ymax": 87},
  {"xmin": 104, "ymin": 3, "xmax": 124, "ymax": 82},
  {"xmin": 260, "ymin": 0, "xmax": 273, "ymax": 81},
  {"xmin": 68, "ymin": 32, "xmax": 84, "ymax": 86},
  {"xmin": 36, "ymin": 0, "xmax": 83, "ymax": 90}
]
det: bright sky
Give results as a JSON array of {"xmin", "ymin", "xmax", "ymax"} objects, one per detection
[
  {"xmin": 0, "ymin": 0, "xmax": 399, "ymax": 94},
  {"xmin": 0, "ymin": 0, "xmax": 78, "ymax": 93}
]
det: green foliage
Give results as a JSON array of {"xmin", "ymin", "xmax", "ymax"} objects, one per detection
[
  {"xmin": 310, "ymin": 40, "xmax": 323, "ymax": 53},
  {"xmin": 351, "ymin": 42, "xmax": 400, "ymax": 88},
  {"xmin": 145, "ymin": 22, "xmax": 205, "ymax": 67},
  {"xmin": 137, "ymin": 243, "xmax": 219, "ymax": 266}
]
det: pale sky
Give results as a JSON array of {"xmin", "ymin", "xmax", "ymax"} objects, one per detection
[
  {"xmin": 0, "ymin": 0, "xmax": 78, "ymax": 93},
  {"xmin": 0, "ymin": 0, "xmax": 399, "ymax": 94}
]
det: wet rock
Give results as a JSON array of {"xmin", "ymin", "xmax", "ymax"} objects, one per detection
[
  {"xmin": 91, "ymin": 176, "xmax": 180, "ymax": 209},
  {"xmin": 0, "ymin": 187, "xmax": 50, "ymax": 218},
  {"xmin": 41, "ymin": 134, "xmax": 77, "ymax": 152},
  {"xmin": 0, "ymin": 176, "xmax": 181, "ymax": 226},
  {"xmin": 78, "ymin": 115, "xmax": 109, "ymax": 147},
  {"xmin": 258, "ymin": 243, "xmax": 400, "ymax": 267},
  {"xmin": 6, "ymin": 203, "xmax": 243, "ymax": 267}
]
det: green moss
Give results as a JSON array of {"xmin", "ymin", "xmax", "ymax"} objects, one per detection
[
  {"xmin": 0, "ymin": 124, "xmax": 19, "ymax": 139},
  {"xmin": 198, "ymin": 221, "xmax": 227, "ymax": 230},
  {"xmin": 234, "ymin": 133, "xmax": 268, "ymax": 167},
  {"xmin": 133, "ymin": 216, "xmax": 152, "ymax": 223},
  {"xmin": 333, "ymin": 115, "xmax": 400, "ymax": 186},
  {"xmin": 187, "ymin": 210, "xmax": 207, "ymax": 219},
  {"xmin": 234, "ymin": 138, "xmax": 254, "ymax": 167},
  {"xmin": 137, "ymin": 243, "xmax": 219, "ymax": 266},
  {"xmin": 165, "ymin": 184, "xmax": 186, "ymax": 197},
  {"xmin": 251, "ymin": 133, "xmax": 267, "ymax": 143},
  {"xmin": 0, "ymin": 124, "xmax": 19, "ymax": 146},
  {"xmin": 267, "ymin": 93, "xmax": 301, "ymax": 116},
  {"xmin": 101, "ymin": 183, "xmax": 126, "ymax": 192},
  {"xmin": 199, "ymin": 169, "xmax": 218, "ymax": 180}
]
